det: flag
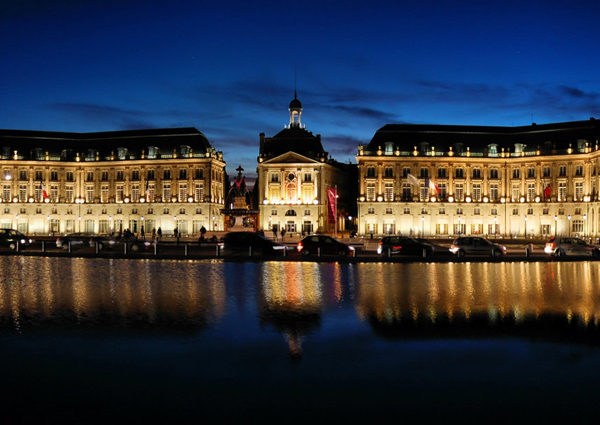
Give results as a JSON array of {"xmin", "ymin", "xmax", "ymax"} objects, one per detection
[
  {"xmin": 327, "ymin": 188, "xmax": 337, "ymax": 224},
  {"xmin": 41, "ymin": 181, "xmax": 49, "ymax": 200},
  {"xmin": 426, "ymin": 178, "xmax": 438, "ymax": 194},
  {"xmin": 406, "ymin": 173, "xmax": 419, "ymax": 186},
  {"xmin": 544, "ymin": 185, "xmax": 551, "ymax": 199}
]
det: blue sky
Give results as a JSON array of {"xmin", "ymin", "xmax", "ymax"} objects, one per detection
[{"xmin": 1, "ymin": 0, "xmax": 599, "ymax": 179}]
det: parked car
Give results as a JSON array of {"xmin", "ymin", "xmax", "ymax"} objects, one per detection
[
  {"xmin": 0, "ymin": 229, "xmax": 33, "ymax": 250},
  {"xmin": 449, "ymin": 236, "xmax": 506, "ymax": 257},
  {"xmin": 220, "ymin": 231, "xmax": 288, "ymax": 256},
  {"xmin": 377, "ymin": 236, "xmax": 447, "ymax": 257},
  {"xmin": 89, "ymin": 234, "xmax": 118, "ymax": 250},
  {"xmin": 544, "ymin": 237, "xmax": 600, "ymax": 257},
  {"xmin": 56, "ymin": 232, "xmax": 95, "ymax": 250},
  {"xmin": 297, "ymin": 235, "xmax": 355, "ymax": 257}
]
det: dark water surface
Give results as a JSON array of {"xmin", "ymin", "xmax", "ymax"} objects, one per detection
[{"xmin": 2, "ymin": 257, "xmax": 600, "ymax": 423}]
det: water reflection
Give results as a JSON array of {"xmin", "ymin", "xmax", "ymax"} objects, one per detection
[
  {"xmin": 0, "ymin": 257, "xmax": 226, "ymax": 332},
  {"xmin": 258, "ymin": 262, "xmax": 332, "ymax": 361},
  {"xmin": 355, "ymin": 262, "xmax": 600, "ymax": 342},
  {"xmin": 2, "ymin": 257, "xmax": 600, "ymax": 346}
]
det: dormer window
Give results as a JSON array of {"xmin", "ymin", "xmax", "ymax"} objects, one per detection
[
  {"xmin": 180, "ymin": 145, "xmax": 191, "ymax": 157},
  {"xmin": 117, "ymin": 147, "xmax": 127, "ymax": 160},
  {"xmin": 32, "ymin": 148, "xmax": 44, "ymax": 160},
  {"xmin": 385, "ymin": 142, "xmax": 394, "ymax": 155},
  {"xmin": 148, "ymin": 146, "xmax": 159, "ymax": 159}
]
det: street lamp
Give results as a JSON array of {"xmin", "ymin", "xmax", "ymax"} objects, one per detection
[
  {"xmin": 554, "ymin": 215, "xmax": 557, "ymax": 237},
  {"xmin": 524, "ymin": 215, "xmax": 528, "ymax": 239},
  {"xmin": 458, "ymin": 216, "xmax": 461, "ymax": 236},
  {"xmin": 421, "ymin": 215, "xmax": 425, "ymax": 237},
  {"xmin": 584, "ymin": 214, "xmax": 587, "ymax": 239},
  {"xmin": 212, "ymin": 215, "xmax": 216, "ymax": 231},
  {"xmin": 568, "ymin": 214, "xmax": 572, "ymax": 237}
]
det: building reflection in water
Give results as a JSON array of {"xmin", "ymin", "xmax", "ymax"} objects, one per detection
[
  {"xmin": 0, "ymin": 257, "xmax": 226, "ymax": 332},
  {"xmin": 258, "ymin": 262, "xmax": 352, "ymax": 361},
  {"xmin": 4, "ymin": 256, "xmax": 600, "ymax": 350},
  {"xmin": 355, "ymin": 262, "xmax": 600, "ymax": 342}
]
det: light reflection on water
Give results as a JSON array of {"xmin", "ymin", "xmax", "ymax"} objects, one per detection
[
  {"xmin": 0, "ymin": 257, "xmax": 227, "ymax": 331},
  {"xmin": 3, "ymin": 257, "xmax": 600, "ymax": 421},
  {"xmin": 2, "ymin": 258, "xmax": 600, "ymax": 340}
]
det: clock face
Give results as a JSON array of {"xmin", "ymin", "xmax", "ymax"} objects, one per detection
[{"xmin": 288, "ymin": 173, "xmax": 295, "ymax": 181}]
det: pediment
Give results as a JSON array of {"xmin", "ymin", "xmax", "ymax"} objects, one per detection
[{"xmin": 262, "ymin": 151, "xmax": 321, "ymax": 165}]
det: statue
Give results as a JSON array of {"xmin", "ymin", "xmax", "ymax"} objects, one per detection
[{"xmin": 229, "ymin": 165, "xmax": 248, "ymax": 208}]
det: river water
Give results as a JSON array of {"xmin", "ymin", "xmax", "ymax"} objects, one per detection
[{"xmin": 1, "ymin": 257, "xmax": 600, "ymax": 422}]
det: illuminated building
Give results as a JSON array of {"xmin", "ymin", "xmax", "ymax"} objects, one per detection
[
  {"xmin": 0, "ymin": 128, "xmax": 226, "ymax": 235},
  {"xmin": 356, "ymin": 119, "xmax": 600, "ymax": 239},
  {"xmin": 256, "ymin": 93, "xmax": 355, "ymax": 234}
]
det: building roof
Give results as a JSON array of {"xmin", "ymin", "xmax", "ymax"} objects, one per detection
[
  {"xmin": 0, "ymin": 127, "xmax": 217, "ymax": 160},
  {"xmin": 364, "ymin": 119, "xmax": 600, "ymax": 155},
  {"xmin": 260, "ymin": 126, "xmax": 328, "ymax": 161}
]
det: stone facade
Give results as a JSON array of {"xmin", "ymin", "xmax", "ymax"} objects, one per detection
[
  {"xmin": 256, "ymin": 94, "xmax": 350, "ymax": 235},
  {"xmin": 356, "ymin": 119, "xmax": 600, "ymax": 240},
  {"xmin": 0, "ymin": 128, "xmax": 226, "ymax": 236}
]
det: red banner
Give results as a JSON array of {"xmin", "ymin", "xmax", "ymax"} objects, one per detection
[{"xmin": 327, "ymin": 188, "xmax": 337, "ymax": 224}]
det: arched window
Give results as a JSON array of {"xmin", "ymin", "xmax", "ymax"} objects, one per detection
[{"xmin": 285, "ymin": 210, "xmax": 297, "ymax": 216}]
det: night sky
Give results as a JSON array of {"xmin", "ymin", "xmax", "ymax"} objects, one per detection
[{"xmin": 2, "ymin": 0, "xmax": 599, "ymax": 180}]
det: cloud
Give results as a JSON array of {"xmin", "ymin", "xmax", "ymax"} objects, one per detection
[
  {"xmin": 324, "ymin": 135, "xmax": 364, "ymax": 158},
  {"xmin": 47, "ymin": 102, "xmax": 156, "ymax": 130},
  {"xmin": 560, "ymin": 85, "xmax": 587, "ymax": 98},
  {"xmin": 511, "ymin": 83, "xmax": 600, "ymax": 121}
]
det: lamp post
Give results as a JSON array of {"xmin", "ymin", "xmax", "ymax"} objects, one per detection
[
  {"xmin": 458, "ymin": 216, "xmax": 461, "ymax": 236},
  {"xmin": 421, "ymin": 215, "xmax": 425, "ymax": 238},
  {"xmin": 568, "ymin": 214, "xmax": 572, "ymax": 237},
  {"xmin": 212, "ymin": 215, "xmax": 216, "ymax": 231},
  {"xmin": 584, "ymin": 214, "xmax": 587, "ymax": 239},
  {"xmin": 524, "ymin": 215, "xmax": 528, "ymax": 239},
  {"xmin": 554, "ymin": 215, "xmax": 557, "ymax": 237},
  {"xmin": 76, "ymin": 197, "xmax": 83, "ymax": 232},
  {"xmin": 494, "ymin": 216, "xmax": 497, "ymax": 238}
]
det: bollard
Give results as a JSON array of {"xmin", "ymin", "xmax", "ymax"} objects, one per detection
[
  {"xmin": 16, "ymin": 241, "xmax": 19, "ymax": 252},
  {"xmin": 422, "ymin": 248, "xmax": 427, "ymax": 258},
  {"xmin": 42, "ymin": 240, "xmax": 45, "ymax": 253},
  {"xmin": 249, "ymin": 246, "xmax": 252, "ymax": 257},
  {"xmin": 216, "ymin": 244, "xmax": 219, "ymax": 257},
  {"xmin": 387, "ymin": 248, "xmax": 391, "ymax": 257},
  {"xmin": 185, "ymin": 244, "xmax": 188, "ymax": 256},
  {"xmin": 124, "ymin": 243, "xmax": 128, "ymax": 255},
  {"xmin": 283, "ymin": 248, "xmax": 287, "ymax": 257},
  {"xmin": 154, "ymin": 241, "xmax": 158, "ymax": 256},
  {"xmin": 96, "ymin": 242, "xmax": 99, "ymax": 254},
  {"xmin": 68, "ymin": 241, "xmax": 72, "ymax": 253},
  {"xmin": 318, "ymin": 247, "xmax": 321, "ymax": 257},
  {"xmin": 525, "ymin": 247, "xmax": 530, "ymax": 257}
]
